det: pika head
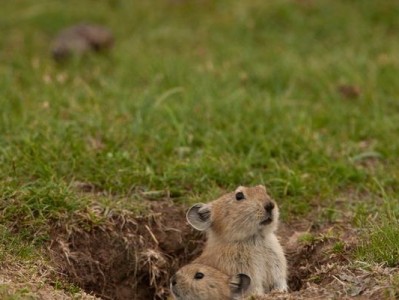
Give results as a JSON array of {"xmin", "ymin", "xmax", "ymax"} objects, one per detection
[
  {"xmin": 187, "ymin": 185, "xmax": 279, "ymax": 241},
  {"xmin": 170, "ymin": 263, "xmax": 250, "ymax": 300}
]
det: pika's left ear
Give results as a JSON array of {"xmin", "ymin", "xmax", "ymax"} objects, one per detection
[
  {"xmin": 230, "ymin": 273, "xmax": 251, "ymax": 298},
  {"xmin": 186, "ymin": 203, "xmax": 212, "ymax": 231}
]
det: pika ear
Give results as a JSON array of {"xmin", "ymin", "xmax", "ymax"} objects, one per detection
[
  {"xmin": 230, "ymin": 273, "xmax": 251, "ymax": 297},
  {"xmin": 186, "ymin": 203, "xmax": 211, "ymax": 231}
]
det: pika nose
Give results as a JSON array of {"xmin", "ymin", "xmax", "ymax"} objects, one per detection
[
  {"xmin": 264, "ymin": 202, "xmax": 275, "ymax": 213},
  {"xmin": 171, "ymin": 274, "xmax": 177, "ymax": 286}
]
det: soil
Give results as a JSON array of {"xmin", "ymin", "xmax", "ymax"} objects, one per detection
[
  {"xmin": 48, "ymin": 201, "xmax": 398, "ymax": 300},
  {"xmin": 49, "ymin": 201, "xmax": 203, "ymax": 300}
]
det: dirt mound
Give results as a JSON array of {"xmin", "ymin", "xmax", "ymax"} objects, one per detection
[
  {"xmin": 275, "ymin": 221, "xmax": 398, "ymax": 299},
  {"xmin": 283, "ymin": 221, "xmax": 356, "ymax": 293},
  {"xmin": 49, "ymin": 201, "xmax": 203, "ymax": 300}
]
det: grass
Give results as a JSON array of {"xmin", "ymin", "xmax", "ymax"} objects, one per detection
[
  {"xmin": 1, "ymin": 0, "xmax": 399, "ymax": 295},
  {"xmin": 357, "ymin": 199, "xmax": 399, "ymax": 267},
  {"xmin": 0, "ymin": 225, "xmax": 37, "ymax": 262},
  {"xmin": 358, "ymin": 220, "xmax": 399, "ymax": 267},
  {"xmin": 0, "ymin": 286, "xmax": 29, "ymax": 300}
]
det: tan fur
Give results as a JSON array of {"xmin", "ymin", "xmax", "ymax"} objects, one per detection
[
  {"xmin": 170, "ymin": 263, "xmax": 250, "ymax": 300},
  {"xmin": 187, "ymin": 185, "xmax": 288, "ymax": 296}
]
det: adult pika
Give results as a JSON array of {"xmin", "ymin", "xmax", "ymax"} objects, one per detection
[
  {"xmin": 187, "ymin": 185, "xmax": 288, "ymax": 295},
  {"xmin": 170, "ymin": 263, "xmax": 251, "ymax": 300}
]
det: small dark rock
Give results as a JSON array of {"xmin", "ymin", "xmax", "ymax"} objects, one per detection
[{"xmin": 337, "ymin": 84, "xmax": 361, "ymax": 99}]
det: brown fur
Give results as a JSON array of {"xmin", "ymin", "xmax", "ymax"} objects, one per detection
[
  {"xmin": 187, "ymin": 185, "xmax": 288, "ymax": 296},
  {"xmin": 170, "ymin": 263, "xmax": 250, "ymax": 300}
]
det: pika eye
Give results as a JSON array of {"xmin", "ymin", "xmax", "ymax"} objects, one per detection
[
  {"xmin": 194, "ymin": 272, "xmax": 204, "ymax": 280},
  {"xmin": 235, "ymin": 192, "xmax": 245, "ymax": 201}
]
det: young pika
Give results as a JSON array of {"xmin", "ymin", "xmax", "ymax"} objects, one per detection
[
  {"xmin": 187, "ymin": 185, "xmax": 288, "ymax": 295},
  {"xmin": 170, "ymin": 263, "xmax": 251, "ymax": 300}
]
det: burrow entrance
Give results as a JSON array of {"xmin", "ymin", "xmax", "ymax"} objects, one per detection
[{"xmin": 50, "ymin": 201, "xmax": 203, "ymax": 299}]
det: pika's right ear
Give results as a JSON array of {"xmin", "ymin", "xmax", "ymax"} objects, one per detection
[
  {"xmin": 186, "ymin": 203, "xmax": 211, "ymax": 231},
  {"xmin": 230, "ymin": 273, "xmax": 251, "ymax": 298}
]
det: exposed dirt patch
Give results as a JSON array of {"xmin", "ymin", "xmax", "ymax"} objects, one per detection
[
  {"xmin": 49, "ymin": 201, "xmax": 203, "ymax": 300},
  {"xmin": 273, "ymin": 219, "xmax": 399, "ymax": 299},
  {"xmin": 281, "ymin": 220, "xmax": 356, "ymax": 292}
]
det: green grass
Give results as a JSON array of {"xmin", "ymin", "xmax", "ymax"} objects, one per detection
[
  {"xmin": 0, "ymin": 286, "xmax": 31, "ymax": 300},
  {"xmin": 0, "ymin": 225, "xmax": 37, "ymax": 262},
  {"xmin": 1, "ymin": 0, "xmax": 399, "ymax": 281},
  {"xmin": 356, "ymin": 200, "xmax": 399, "ymax": 267},
  {"xmin": 358, "ymin": 220, "xmax": 399, "ymax": 267}
]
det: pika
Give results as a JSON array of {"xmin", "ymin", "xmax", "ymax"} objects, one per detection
[
  {"xmin": 51, "ymin": 23, "xmax": 114, "ymax": 61},
  {"xmin": 187, "ymin": 185, "xmax": 287, "ymax": 295},
  {"xmin": 170, "ymin": 263, "xmax": 251, "ymax": 300}
]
